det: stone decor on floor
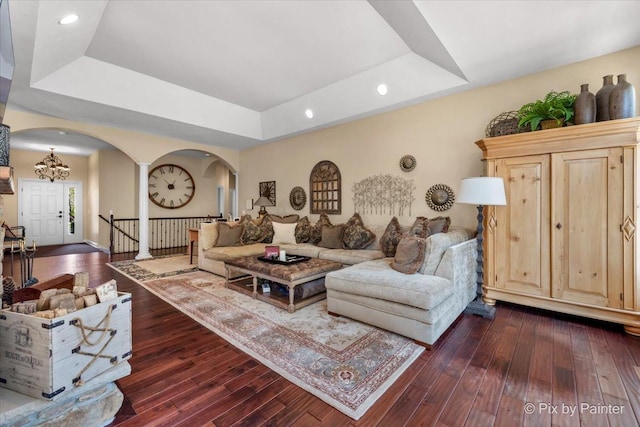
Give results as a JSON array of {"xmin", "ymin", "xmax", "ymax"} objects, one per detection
[
  {"xmin": 0, "ymin": 362, "xmax": 130, "ymax": 427},
  {"xmin": 107, "ymin": 256, "xmax": 424, "ymax": 420}
]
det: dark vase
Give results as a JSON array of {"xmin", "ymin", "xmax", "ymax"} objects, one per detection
[
  {"xmin": 595, "ymin": 75, "xmax": 615, "ymax": 121},
  {"xmin": 609, "ymin": 73, "xmax": 636, "ymax": 120},
  {"xmin": 574, "ymin": 83, "xmax": 596, "ymax": 125}
]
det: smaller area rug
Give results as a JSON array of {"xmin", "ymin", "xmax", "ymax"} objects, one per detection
[
  {"xmin": 108, "ymin": 256, "xmax": 423, "ymax": 420},
  {"xmin": 32, "ymin": 243, "xmax": 104, "ymax": 258}
]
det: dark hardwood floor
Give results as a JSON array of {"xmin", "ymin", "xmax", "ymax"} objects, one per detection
[{"xmin": 4, "ymin": 250, "xmax": 639, "ymax": 426}]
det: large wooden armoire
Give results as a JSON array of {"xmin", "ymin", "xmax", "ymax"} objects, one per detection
[{"xmin": 476, "ymin": 117, "xmax": 640, "ymax": 335}]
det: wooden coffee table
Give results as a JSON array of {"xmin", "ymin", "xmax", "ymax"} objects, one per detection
[{"xmin": 225, "ymin": 255, "xmax": 342, "ymax": 313}]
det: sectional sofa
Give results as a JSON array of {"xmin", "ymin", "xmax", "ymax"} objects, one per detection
[{"xmin": 197, "ymin": 214, "xmax": 477, "ymax": 346}]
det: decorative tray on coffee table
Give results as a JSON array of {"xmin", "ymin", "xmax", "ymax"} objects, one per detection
[{"xmin": 257, "ymin": 255, "xmax": 311, "ymax": 265}]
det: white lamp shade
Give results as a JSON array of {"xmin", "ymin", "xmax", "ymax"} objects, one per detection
[{"xmin": 456, "ymin": 177, "xmax": 507, "ymax": 206}]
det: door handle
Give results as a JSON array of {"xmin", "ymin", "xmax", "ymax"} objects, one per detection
[{"xmin": 556, "ymin": 223, "xmax": 562, "ymax": 229}]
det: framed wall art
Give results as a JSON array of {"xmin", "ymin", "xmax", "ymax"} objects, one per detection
[{"xmin": 259, "ymin": 181, "xmax": 276, "ymax": 206}]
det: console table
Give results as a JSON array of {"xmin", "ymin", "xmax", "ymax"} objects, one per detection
[{"xmin": 188, "ymin": 228, "xmax": 198, "ymax": 264}]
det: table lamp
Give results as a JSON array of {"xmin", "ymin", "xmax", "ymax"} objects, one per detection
[
  {"xmin": 254, "ymin": 196, "xmax": 274, "ymax": 217},
  {"xmin": 456, "ymin": 177, "xmax": 506, "ymax": 319}
]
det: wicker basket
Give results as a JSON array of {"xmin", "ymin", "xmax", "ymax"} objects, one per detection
[{"xmin": 485, "ymin": 111, "xmax": 531, "ymax": 138}]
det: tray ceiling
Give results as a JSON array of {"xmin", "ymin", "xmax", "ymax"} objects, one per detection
[{"xmin": 5, "ymin": 0, "xmax": 640, "ymax": 153}]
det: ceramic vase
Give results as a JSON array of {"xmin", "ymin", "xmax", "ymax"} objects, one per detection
[
  {"xmin": 574, "ymin": 83, "xmax": 596, "ymax": 125},
  {"xmin": 595, "ymin": 75, "xmax": 615, "ymax": 121},
  {"xmin": 609, "ymin": 73, "xmax": 636, "ymax": 120}
]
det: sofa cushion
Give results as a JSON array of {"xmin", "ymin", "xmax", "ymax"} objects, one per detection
[
  {"xmin": 242, "ymin": 216, "xmax": 273, "ymax": 245},
  {"xmin": 271, "ymin": 222, "xmax": 298, "ymax": 244},
  {"xmin": 200, "ymin": 222, "xmax": 218, "ymax": 251},
  {"xmin": 203, "ymin": 243, "xmax": 267, "ymax": 262},
  {"xmin": 318, "ymin": 224, "xmax": 346, "ymax": 249},
  {"xmin": 319, "ymin": 248, "xmax": 385, "ymax": 265},
  {"xmin": 268, "ymin": 214, "xmax": 300, "ymax": 224},
  {"xmin": 281, "ymin": 242, "xmax": 328, "ymax": 258},
  {"xmin": 295, "ymin": 216, "xmax": 312, "ymax": 243},
  {"xmin": 379, "ymin": 216, "xmax": 403, "ymax": 256},
  {"xmin": 428, "ymin": 216, "xmax": 451, "ymax": 235},
  {"xmin": 215, "ymin": 222, "xmax": 244, "ymax": 247},
  {"xmin": 327, "ymin": 288, "xmax": 455, "ymax": 325},
  {"xmin": 325, "ymin": 259, "xmax": 453, "ymax": 311},
  {"xmin": 310, "ymin": 213, "xmax": 332, "ymax": 244},
  {"xmin": 342, "ymin": 213, "xmax": 376, "ymax": 250},
  {"xmin": 419, "ymin": 228, "xmax": 471, "ymax": 275},
  {"xmin": 391, "ymin": 236, "xmax": 426, "ymax": 274}
]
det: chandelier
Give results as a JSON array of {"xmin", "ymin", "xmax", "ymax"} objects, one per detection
[{"xmin": 34, "ymin": 148, "xmax": 70, "ymax": 182}]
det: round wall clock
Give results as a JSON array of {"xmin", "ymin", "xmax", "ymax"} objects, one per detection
[
  {"xmin": 148, "ymin": 164, "xmax": 195, "ymax": 209},
  {"xmin": 425, "ymin": 183, "xmax": 455, "ymax": 211}
]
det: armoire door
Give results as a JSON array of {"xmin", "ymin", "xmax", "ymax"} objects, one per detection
[
  {"xmin": 493, "ymin": 155, "xmax": 550, "ymax": 297},
  {"xmin": 551, "ymin": 148, "xmax": 624, "ymax": 308}
]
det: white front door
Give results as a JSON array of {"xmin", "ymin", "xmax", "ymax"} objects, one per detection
[{"xmin": 19, "ymin": 179, "xmax": 84, "ymax": 246}]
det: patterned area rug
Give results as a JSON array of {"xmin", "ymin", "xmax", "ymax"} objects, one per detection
[{"xmin": 107, "ymin": 256, "xmax": 424, "ymax": 420}]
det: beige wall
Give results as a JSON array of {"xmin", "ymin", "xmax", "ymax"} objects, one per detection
[
  {"xmin": 93, "ymin": 150, "xmax": 138, "ymax": 247},
  {"xmin": 239, "ymin": 46, "xmax": 640, "ymax": 229}
]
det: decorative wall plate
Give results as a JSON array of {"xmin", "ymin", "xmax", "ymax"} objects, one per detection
[
  {"xmin": 289, "ymin": 186, "xmax": 307, "ymax": 210},
  {"xmin": 399, "ymin": 155, "xmax": 416, "ymax": 172},
  {"xmin": 425, "ymin": 184, "xmax": 455, "ymax": 211}
]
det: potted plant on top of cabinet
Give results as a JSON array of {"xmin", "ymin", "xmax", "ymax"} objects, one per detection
[{"xmin": 517, "ymin": 90, "xmax": 577, "ymax": 131}]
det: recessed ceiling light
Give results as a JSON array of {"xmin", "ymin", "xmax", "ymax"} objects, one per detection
[
  {"xmin": 377, "ymin": 84, "xmax": 388, "ymax": 96},
  {"xmin": 59, "ymin": 14, "xmax": 79, "ymax": 25},
  {"xmin": 305, "ymin": 109, "xmax": 314, "ymax": 119}
]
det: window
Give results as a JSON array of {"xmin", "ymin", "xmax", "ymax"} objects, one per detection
[{"xmin": 309, "ymin": 160, "xmax": 341, "ymax": 214}]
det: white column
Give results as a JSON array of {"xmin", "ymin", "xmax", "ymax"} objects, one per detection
[
  {"xmin": 135, "ymin": 162, "xmax": 153, "ymax": 260},
  {"xmin": 234, "ymin": 172, "xmax": 239, "ymax": 218}
]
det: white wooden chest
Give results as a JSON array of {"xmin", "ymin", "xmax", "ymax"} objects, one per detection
[{"xmin": 0, "ymin": 292, "xmax": 132, "ymax": 400}]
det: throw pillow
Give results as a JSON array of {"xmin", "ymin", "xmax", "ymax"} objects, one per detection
[
  {"xmin": 408, "ymin": 216, "xmax": 429, "ymax": 238},
  {"xmin": 310, "ymin": 213, "xmax": 332, "ymax": 244},
  {"xmin": 271, "ymin": 222, "xmax": 298, "ymax": 244},
  {"xmin": 295, "ymin": 216, "xmax": 312, "ymax": 243},
  {"xmin": 317, "ymin": 224, "xmax": 346, "ymax": 249},
  {"xmin": 342, "ymin": 213, "xmax": 376, "ymax": 250},
  {"xmin": 238, "ymin": 214, "xmax": 253, "ymax": 224},
  {"xmin": 241, "ymin": 216, "xmax": 273, "ymax": 244},
  {"xmin": 215, "ymin": 222, "xmax": 244, "ymax": 247},
  {"xmin": 268, "ymin": 214, "xmax": 300, "ymax": 224},
  {"xmin": 200, "ymin": 222, "xmax": 218, "ymax": 251},
  {"xmin": 391, "ymin": 236, "xmax": 427, "ymax": 274},
  {"xmin": 379, "ymin": 216, "xmax": 403, "ymax": 257},
  {"xmin": 427, "ymin": 216, "xmax": 451, "ymax": 235}
]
